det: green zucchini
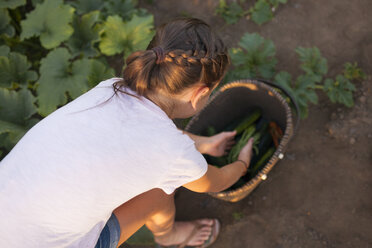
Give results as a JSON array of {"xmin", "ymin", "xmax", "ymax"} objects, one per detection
[
  {"xmin": 251, "ymin": 122, "xmax": 269, "ymax": 154},
  {"xmin": 249, "ymin": 147, "xmax": 275, "ymax": 176},
  {"xmin": 228, "ymin": 124, "xmax": 256, "ymax": 163},
  {"xmin": 224, "ymin": 117, "xmax": 245, "ymax": 131},
  {"xmin": 234, "ymin": 109, "xmax": 262, "ymax": 135}
]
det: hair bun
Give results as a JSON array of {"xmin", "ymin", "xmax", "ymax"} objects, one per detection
[{"xmin": 152, "ymin": 47, "xmax": 165, "ymax": 64}]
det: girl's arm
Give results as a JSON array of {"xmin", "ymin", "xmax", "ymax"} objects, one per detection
[
  {"xmin": 182, "ymin": 130, "xmax": 236, "ymax": 156},
  {"xmin": 183, "ymin": 162, "xmax": 246, "ymax": 193},
  {"xmin": 183, "ymin": 138, "xmax": 254, "ymax": 193}
]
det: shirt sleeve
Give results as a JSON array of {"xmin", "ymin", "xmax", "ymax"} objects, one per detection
[{"xmin": 158, "ymin": 135, "xmax": 208, "ymax": 195}]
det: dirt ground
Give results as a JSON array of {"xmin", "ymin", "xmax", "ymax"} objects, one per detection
[{"xmin": 135, "ymin": 0, "xmax": 372, "ymax": 247}]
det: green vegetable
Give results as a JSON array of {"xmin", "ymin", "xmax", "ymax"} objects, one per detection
[
  {"xmin": 206, "ymin": 126, "xmax": 217, "ymax": 137},
  {"xmin": 228, "ymin": 124, "xmax": 256, "ymax": 163},
  {"xmin": 250, "ymin": 132, "xmax": 273, "ymax": 166},
  {"xmin": 234, "ymin": 109, "xmax": 261, "ymax": 135},
  {"xmin": 251, "ymin": 121, "xmax": 269, "ymax": 154},
  {"xmin": 249, "ymin": 147, "xmax": 275, "ymax": 176},
  {"xmin": 224, "ymin": 117, "xmax": 244, "ymax": 131}
]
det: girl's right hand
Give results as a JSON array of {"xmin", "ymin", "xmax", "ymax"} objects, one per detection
[{"xmin": 237, "ymin": 138, "xmax": 254, "ymax": 169}]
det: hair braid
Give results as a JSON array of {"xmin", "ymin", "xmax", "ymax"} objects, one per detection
[
  {"xmin": 163, "ymin": 49, "xmax": 221, "ymax": 68},
  {"xmin": 116, "ymin": 18, "xmax": 230, "ymax": 96}
]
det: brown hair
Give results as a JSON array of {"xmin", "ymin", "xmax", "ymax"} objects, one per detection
[{"xmin": 113, "ymin": 17, "xmax": 230, "ymax": 97}]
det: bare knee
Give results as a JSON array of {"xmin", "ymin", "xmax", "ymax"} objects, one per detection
[{"xmin": 113, "ymin": 188, "xmax": 175, "ymax": 245}]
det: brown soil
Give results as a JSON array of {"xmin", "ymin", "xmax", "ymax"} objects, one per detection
[{"xmin": 136, "ymin": 0, "xmax": 372, "ymax": 247}]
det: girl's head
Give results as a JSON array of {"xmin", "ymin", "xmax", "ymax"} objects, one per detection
[{"xmin": 114, "ymin": 18, "xmax": 230, "ymax": 118}]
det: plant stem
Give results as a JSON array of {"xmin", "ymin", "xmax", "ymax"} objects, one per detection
[{"xmin": 314, "ymin": 84, "xmax": 324, "ymax": 90}]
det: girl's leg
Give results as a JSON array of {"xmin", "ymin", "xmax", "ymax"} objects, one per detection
[{"xmin": 113, "ymin": 188, "xmax": 215, "ymax": 248}]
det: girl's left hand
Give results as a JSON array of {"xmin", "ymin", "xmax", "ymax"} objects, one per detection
[{"xmin": 203, "ymin": 131, "xmax": 236, "ymax": 157}]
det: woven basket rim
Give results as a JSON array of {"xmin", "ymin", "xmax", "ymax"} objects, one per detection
[{"xmin": 186, "ymin": 79, "xmax": 295, "ymax": 200}]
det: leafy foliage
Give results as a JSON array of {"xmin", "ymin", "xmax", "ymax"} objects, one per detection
[
  {"xmin": 36, "ymin": 48, "xmax": 91, "ymax": 116},
  {"xmin": 31, "ymin": 0, "xmax": 44, "ymax": 7},
  {"xmin": 295, "ymin": 47, "xmax": 328, "ymax": 82},
  {"xmin": 103, "ymin": 0, "xmax": 143, "ymax": 21},
  {"xmin": 0, "ymin": 45, "xmax": 10, "ymax": 56},
  {"xmin": 0, "ymin": 87, "xmax": 39, "ymax": 149},
  {"xmin": 0, "ymin": 51, "xmax": 38, "ymax": 88},
  {"xmin": 275, "ymin": 71, "xmax": 318, "ymax": 118},
  {"xmin": 88, "ymin": 59, "xmax": 115, "ymax": 87},
  {"xmin": 69, "ymin": 0, "xmax": 105, "ymax": 14},
  {"xmin": 215, "ymin": 0, "xmax": 244, "ymax": 25},
  {"xmin": 343, "ymin": 62, "xmax": 366, "ymax": 81},
  {"xmin": 215, "ymin": 0, "xmax": 287, "ymax": 25},
  {"xmin": 250, "ymin": 0, "xmax": 273, "ymax": 25},
  {"xmin": 0, "ymin": 0, "xmax": 25, "ymax": 9},
  {"xmin": 323, "ymin": 75, "xmax": 356, "ymax": 107},
  {"xmin": 225, "ymin": 33, "xmax": 363, "ymax": 119},
  {"xmin": 269, "ymin": 0, "xmax": 288, "ymax": 9},
  {"xmin": 0, "ymin": 9, "xmax": 15, "ymax": 37},
  {"xmin": 20, "ymin": 0, "xmax": 75, "ymax": 49},
  {"xmin": 273, "ymin": 50, "xmax": 364, "ymax": 117},
  {"xmin": 0, "ymin": 0, "xmax": 153, "ymax": 156},
  {"xmin": 99, "ymin": 14, "xmax": 154, "ymax": 58},
  {"xmin": 228, "ymin": 33, "xmax": 277, "ymax": 80},
  {"xmin": 67, "ymin": 11, "xmax": 101, "ymax": 57}
]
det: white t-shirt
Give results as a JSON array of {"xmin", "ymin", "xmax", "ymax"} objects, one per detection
[{"xmin": 0, "ymin": 78, "xmax": 208, "ymax": 247}]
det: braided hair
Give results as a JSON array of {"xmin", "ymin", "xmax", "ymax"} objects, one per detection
[{"xmin": 114, "ymin": 18, "xmax": 230, "ymax": 97}]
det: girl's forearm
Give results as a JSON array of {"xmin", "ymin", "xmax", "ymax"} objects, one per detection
[
  {"xmin": 183, "ymin": 162, "xmax": 247, "ymax": 193},
  {"xmin": 204, "ymin": 162, "xmax": 246, "ymax": 193},
  {"xmin": 214, "ymin": 161, "xmax": 246, "ymax": 192}
]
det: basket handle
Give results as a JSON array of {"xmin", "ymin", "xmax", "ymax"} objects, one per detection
[{"xmin": 256, "ymin": 78, "xmax": 300, "ymax": 134}]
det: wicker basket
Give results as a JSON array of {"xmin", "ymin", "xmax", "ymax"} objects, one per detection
[{"xmin": 185, "ymin": 79, "xmax": 299, "ymax": 202}]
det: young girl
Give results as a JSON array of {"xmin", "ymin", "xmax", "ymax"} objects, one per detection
[{"xmin": 0, "ymin": 18, "xmax": 253, "ymax": 248}]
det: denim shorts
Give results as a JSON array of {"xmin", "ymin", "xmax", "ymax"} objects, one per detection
[{"xmin": 95, "ymin": 213, "xmax": 121, "ymax": 248}]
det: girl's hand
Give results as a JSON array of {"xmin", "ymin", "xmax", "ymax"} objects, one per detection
[
  {"xmin": 202, "ymin": 131, "xmax": 237, "ymax": 157},
  {"xmin": 237, "ymin": 138, "xmax": 254, "ymax": 168}
]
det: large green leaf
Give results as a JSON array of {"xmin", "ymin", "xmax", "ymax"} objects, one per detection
[
  {"xmin": 295, "ymin": 46, "xmax": 328, "ymax": 82},
  {"xmin": 215, "ymin": 0, "xmax": 244, "ymax": 25},
  {"xmin": 36, "ymin": 48, "xmax": 91, "ymax": 116},
  {"xmin": 0, "ymin": 87, "xmax": 39, "ymax": 148},
  {"xmin": 99, "ymin": 14, "xmax": 154, "ymax": 58},
  {"xmin": 0, "ymin": 9, "xmax": 15, "ymax": 37},
  {"xmin": 0, "ymin": 45, "xmax": 10, "ymax": 56},
  {"xmin": 0, "ymin": 51, "xmax": 38, "ymax": 88},
  {"xmin": 69, "ymin": 0, "xmax": 105, "ymax": 14},
  {"xmin": 0, "ymin": 0, "xmax": 25, "ymax": 9},
  {"xmin": 274, "ymin": 71, "xmax": 295, "ymax": 95},
  {"xmin": 324, "ymin": 75, "xmax": 356, "ymax": 107},
  {"xmin": 250, "ymin": 0, "xmax": 273, "ymax": 25},
  {"xmin": 67, "ymin": 11, "xmax": 101, "ymax": 57},
  {"xmin": 275, "ymin": 71, "xmax": 318, "ymax": 118},
  {"xmin": 103, "ymin": 0, "xmax": 140, "ymax": 21},
  {"xmin": 229, "ymin": 33, "xmax": 277, "ymax": 79},
  {"xmin": 20, "ymin": 0, "xmax": 75, "ymax": 49},
  {"xmin": 87, "ymin": 59, "xmax": 115, "ymax": 87}
]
